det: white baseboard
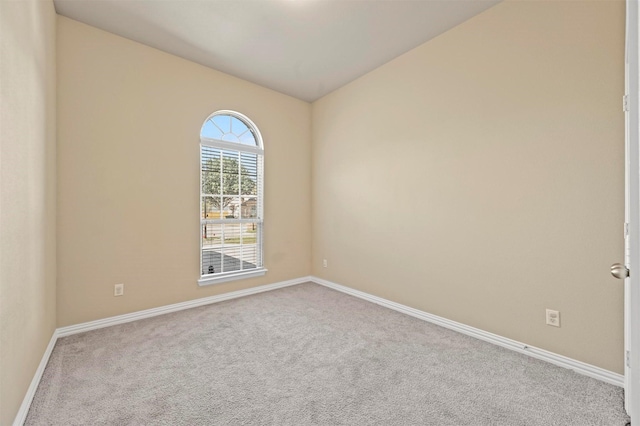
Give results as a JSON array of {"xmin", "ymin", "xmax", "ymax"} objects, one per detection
[
  {"xmin": 12, "ymin": 331, "xmax": 58, "ymax": 426},
  {"xmin": 310, "ymin": 276, "xmax": 625, "ymax": 388},
  {"xmin": 14, "ymin": 274, "xmax": 624, "ymax": 425},
  {"xmin": 57, "ymin": 276, "xmax": 312, "ymax": 337}
]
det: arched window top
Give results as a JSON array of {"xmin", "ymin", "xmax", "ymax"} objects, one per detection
[{"xmin": 201, "ymin": 110, "xmax": 263, "ymax": 151}]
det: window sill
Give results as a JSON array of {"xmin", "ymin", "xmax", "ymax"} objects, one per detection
[{"xmin": 198, "ymin": 268, "xmax": 267, "ymax": 286}]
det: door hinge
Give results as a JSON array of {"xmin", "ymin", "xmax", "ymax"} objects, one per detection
[
  {"xmin": 627, "ymin": 350, "xmax": 631, "ymax": 368},
  {"xmin": 623, "ymin": 95, "xmax": 629, "ymax": 112},
  {"xmin": 625, "ymin": 222, "xmax": 630, "ymax": 237}
]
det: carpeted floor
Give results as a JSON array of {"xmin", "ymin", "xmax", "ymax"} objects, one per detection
[{"xmin": 26, "ymin": 283, "xmax": 629, "ymax": 425}]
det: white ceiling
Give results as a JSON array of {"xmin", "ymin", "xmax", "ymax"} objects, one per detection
[{"xmin": 54, "ymin": 0, "xmax": 500, "ymax": 102}]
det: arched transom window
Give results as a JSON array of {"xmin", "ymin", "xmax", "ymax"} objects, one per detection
[{"xmin": 199, "ymin": 111, "xmax": 265, "ymax": 285}]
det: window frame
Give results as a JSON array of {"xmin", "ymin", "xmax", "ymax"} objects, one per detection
[{"xmin": 198, "ymin": 110, "xmax": 267, "ymax": 286}]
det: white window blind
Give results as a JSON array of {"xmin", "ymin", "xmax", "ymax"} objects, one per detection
[{"xmin": 199, "ymin": 112, "xmax": 265, "ymax": 285}]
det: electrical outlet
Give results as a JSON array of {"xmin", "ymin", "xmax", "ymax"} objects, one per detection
[
  {"xmin": 323, "ymin": 259, "xmax": 328, "ymax": 268},
  {"xmin": 114, "ymin": 283, "xmax": 124, "ymax": 297},
  {"xmin": 546, "ymin": 309, "xmax": 560, "ymax": 327}
]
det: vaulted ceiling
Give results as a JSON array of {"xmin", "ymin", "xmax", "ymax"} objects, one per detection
[{"xmin": 54, "ymin": 0, "xmax": 500, "ymax": 102}]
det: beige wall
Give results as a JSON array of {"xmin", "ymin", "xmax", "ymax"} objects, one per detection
[
  {"xmin": 0, "ymin": 0, "xmax": 57, "ymax": 423},
  {"xmin": 56, "ymin": 17, "xmax": 311, "ymax": 327},
  {"xmin": 312, "ymin": 1, "xmax": 626, "ymax": 373}
]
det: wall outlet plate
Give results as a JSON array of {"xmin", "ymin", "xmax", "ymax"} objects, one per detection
[
  {"xmin": 114, "ymin": 283, "xmax": 124, "ymax": 297},
  {"xmin": 546, "ymin": 309, "xmax": 560, "ymax": 327}
]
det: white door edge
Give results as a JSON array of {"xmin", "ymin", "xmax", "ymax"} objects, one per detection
[{"xmin": 624, "ymin": 0, "xmax": 639, "ymax": 419}]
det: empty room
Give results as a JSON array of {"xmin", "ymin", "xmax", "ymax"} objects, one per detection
[{"xmin": 2, "ymin": 0, "xmax": 639, "ymax": 424}]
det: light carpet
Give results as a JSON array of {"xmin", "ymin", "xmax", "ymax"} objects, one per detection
[{"xmin": 26, "ymin": 283, "xmax": 629, "ymax": 425}]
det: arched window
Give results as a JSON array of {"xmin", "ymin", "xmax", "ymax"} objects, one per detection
[{"xmin": 199, "ymin": 111, "xmax": 265, "ymax": 285}]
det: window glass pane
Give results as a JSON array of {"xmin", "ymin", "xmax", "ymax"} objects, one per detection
[
  {"xmin": 221, "ymin": 196, "xmax": 238, "ymax": 218},
  {"xmin": 240, "ymin": 153, "xmax": 258, "ymax": 196},
  {"xmin": 202, "ymin": 248, "xmax": 222, "ymax": 275},
  {"xmin": 239, "ymin": 131, "xmax": 257, "ymax": 146},
  {"xmin": 230, "ymin": 116, "xmax": 249, "ymax": 135},
  {"xmin": 202, "ymin": 147, "xmax": 221, "ymax": 195},
  {"xmin": 201, "ymin": 196, "xmax": 221, "ymax": 220},
  {"xmin": 202, "ymin": 249, "xmax": 221, "ymax": 276},
  {"xmin": 216, "ymin": 197, "xmax": 224, "ymax": 219},
  {"xmin": 241, "ymin": 223, "xmax": 259, "ymax": 269},
  {"xmin": 202, "ymin": 223, "xmax": 221, "ymax": 275},
  {"xmin": 222, "ymin": 223, "xmax": 242, "ymax": 245},
  {"xmin": 202, "ymin": 222, "xmax": 221, "ymax": 246},
  {"xmin": 240, "ymin": 196, "xmax": 258, "ymax": 219},
  {"xmin": 221, "ymin": 151, "xmax": 240, "ymax": 196},
  {"xmin": 223, "ymin": 223, "xmax": 244, "ymax": 271},
  {"xmin": 221, "ymin": 246, "xmax": 242, "ymax": 272},
  {"xmin": 242, "ymin": 222, "xmax": 258, "ymax": 245},
  {"xmin": 202, "ymin": 146, "xmax": 221, "ymax": 161},
  {"xmin": 202, "ymin": 120, "xmax": 223, "ymax": 139},
  {"xmin": 201, "ymin": 196, "xmax": 223, "ymax": 218},
  {"xmin": 212, "ymin": 115, "xmax": 230, "ymax": 133}
]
